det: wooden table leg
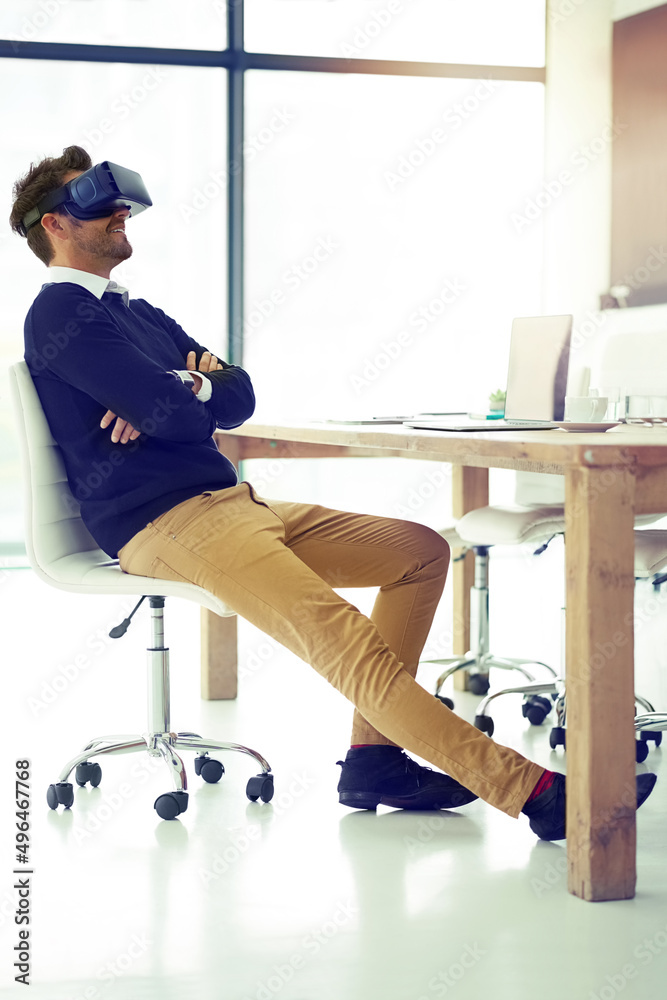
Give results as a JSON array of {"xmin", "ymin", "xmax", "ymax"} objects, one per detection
[
  {"xmin": 201, "ymin": 610, "xmax": 239, "ymax": 700},
  {"xmin": 565, "ymin": 464, "xmax": 636, "ymax": 901},
  {"xmin": 201, "ymin": 434, "xmax": 242, "ymax": 700},
  {"xmin": 451, "ymin": 466, "xmax": 489, "ymax": 691}
]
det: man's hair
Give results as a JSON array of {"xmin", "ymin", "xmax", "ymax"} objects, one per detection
[{"xmin": 9, "ymin": 145, "xmax": 92, "ymax": 266}]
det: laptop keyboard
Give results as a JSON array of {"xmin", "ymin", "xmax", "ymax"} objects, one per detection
[{"xmin": 503, "ymin": 419, "xmax": 556, "ymax": 427}]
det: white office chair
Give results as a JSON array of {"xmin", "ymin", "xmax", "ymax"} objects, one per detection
[
  {"xmin": 435, "ymin": 482, "xmax": 667, "ymax": 762},
  {"xmin": 428, "ymin": 475, "xmax": 565, "ymax": 726},
  {"xmin": 9, "ymin": 361, "xmax": 274, "ymax": 821}
]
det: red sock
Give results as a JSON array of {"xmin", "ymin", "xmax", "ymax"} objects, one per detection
[{"xmin": 525, "ymin": 769, "xmax": 557, "ymax": 805}]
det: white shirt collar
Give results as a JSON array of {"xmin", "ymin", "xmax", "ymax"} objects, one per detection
[{"xmin": 45, "ymin": 266, "xmax": 129, "ymax": 303}]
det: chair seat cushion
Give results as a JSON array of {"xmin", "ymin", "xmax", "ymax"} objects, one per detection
[
  {"xmin": 38, "ymin": 549, "xmax": 235, "ymax": 616},
  {"xmin": 633, "ymin": 530, "xmax": 667, "ymax": 578},
  {"xmin": 456, "ymin": 505, "xmax": 566, "ymax": 546},
  {"xmin": 437, "ymin": 525, "xmax": 464, "ymax": 548}
]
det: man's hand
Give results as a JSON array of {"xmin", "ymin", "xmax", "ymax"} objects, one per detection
[
  {"xmin": 100, "ymin": 411, "xmax": 141, "ymax": 444},
  {"xmin": 187, "ymin": 350, "xmax": 224, "ymax": 375}
]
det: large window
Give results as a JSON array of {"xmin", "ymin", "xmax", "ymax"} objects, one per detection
[
  {"xmin": 246, "ymin": 0, "xmax": 545, "ymax": 66},
  {"xmin": 0, "ymin": 0, "xmax": 226, "ymax": 49},
  {"xmin": 245, "ymin": 70, "xmax": 544, "ymax": 420},
  {"xmin": 0, "ymin": 2, "xmax": 546, "ymax": 543}
]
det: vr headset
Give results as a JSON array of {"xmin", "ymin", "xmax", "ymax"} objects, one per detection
[{"xmin": 19, "ymin": 161, "xmax": 152, "ymax": 236}]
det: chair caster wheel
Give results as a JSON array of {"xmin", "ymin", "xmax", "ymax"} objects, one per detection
[
  {"xmin": 46, "ymin": 782, "xmax": 74, "ymax": 810},
  {"xmin": 436, "ymin": 694, "xmax": 455, "ymax": 710},
  {"xmin": 635, "ymin": 740, "xmax": 650, "ymax": 764},
  {"xmin": 468, "ymin": 674, "xmax": 490, "ymax": 696},
  {"xmin": 474, "ymin": 715, "xmax": 494, "ymax": 737},
  {"xmin": 75, "ymin": 761, "xmax": 102, "ymax": 787},
  {"xmin": 522, "ymin": 695, "xmax": 552, "ymax": 726},
  {"xmin": 246, "ymin": 774, "xmax": 274, "ymax": 803},
  {"xmin": 640, "ymin": 730, "xmax": 662, "ymax": 746},
  {"xmin": 195, "ymin": 756, "xmax": 225, "ymax": 783},
  {"xmin": 154, "ymin": 790, "xmax": 189, "ymax": 820},
  {"xmin": 549, "ymin": 727, "xmax": 566, "ymax": 750}
]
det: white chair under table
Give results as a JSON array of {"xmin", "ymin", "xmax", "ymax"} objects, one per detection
[
  {"xmin": 9, "ymin": 361, "xmax": 274, "ymax": 821},
  {"xmin": 428, "ymin": 474, "xmax": 565, "ymax": 728},
  {"xmin": 433, "ymin": 476, "xmax": 667, "ymax": 762}
]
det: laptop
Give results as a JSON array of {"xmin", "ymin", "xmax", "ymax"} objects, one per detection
[{"xmin": 404, "ymin": 314, "xmax": 573, "ymax": 432}]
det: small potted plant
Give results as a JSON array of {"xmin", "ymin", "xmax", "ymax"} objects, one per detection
[{"xmin": 489, "ymin": 389, "xmax": 506, "ymax": 413}]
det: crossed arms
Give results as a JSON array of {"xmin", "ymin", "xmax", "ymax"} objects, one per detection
[
  {"xmin": 26, "ymin": 284, "xmax": 255, "ymax": 443},
  {"xmin": 100, "ymin": 349, "xmax": 224, "ymax": 444}
]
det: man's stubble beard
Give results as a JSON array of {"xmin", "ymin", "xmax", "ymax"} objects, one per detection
[{"xmin": 70, "ymin": 226, "xmax": 133, "ymax": 263}]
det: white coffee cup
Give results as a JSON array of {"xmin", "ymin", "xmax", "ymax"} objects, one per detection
[{"xmin": 564, "ymin": 396, "xmax": 608, "ymax": 422}]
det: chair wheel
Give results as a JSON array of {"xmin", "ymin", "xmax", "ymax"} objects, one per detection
[
  {"xmin": 195, "ymin": 756, "xmax": 225, "ymax": 783},
  {"xmin": 640, "ymin": 730, "xmax": 662, "ymax": 746},
  {"xmin": 246, "ymin": 774, "xmax": 274, "ymax": 803},
  {"xmin": 468, "ymin": 674, "xmax": 490, "ymax": 696},
  {"xmin": 474, "ymin": 715, "xmax": 494, "ymax": 737},
  {"xmin": 46, "ymin": 782, "xmax": 74, "ymax": 810},
  {"xmin": 75, "ymin": 761, "xmax": 102, "ymax": 787},
  {"xmin": 522, "ymin": 695, "xmax": 552, "ymax": 726},
  {"xmin": 436, "ymin": 694, "xmax": 455, "ymax": 710},
  {"xmin": 635, "ymin": 740, "xmax": 649, "ymax": 764},
  {"xmin": 549, "ymin": 727, "xmax": 566, "ymax": 750},
  {"xmin": 154, "ymin": 790, "xmax": 189, "ymax": 820}
]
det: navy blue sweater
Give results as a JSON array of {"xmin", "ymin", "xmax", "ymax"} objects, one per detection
[{"xmin": 24, "ymin": 282, "xmax": 255, "ymax": 557}]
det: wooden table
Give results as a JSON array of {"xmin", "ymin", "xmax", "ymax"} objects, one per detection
[{"xmin": 203, "ymin": 420, "xmax": 667, "ymax": 903}]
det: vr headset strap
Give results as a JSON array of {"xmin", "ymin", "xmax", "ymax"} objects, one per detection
[{"xmin": 21, "ymin": 185, "xmax": 70, "ymax": 235}]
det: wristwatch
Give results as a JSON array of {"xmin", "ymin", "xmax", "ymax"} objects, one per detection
[{"xmin": 169, "ymin": 370, "xmax": 196, "ymax": 390}]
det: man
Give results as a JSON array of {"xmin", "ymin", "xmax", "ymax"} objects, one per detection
[{"xmin": 10, "ymin": 146, "xmax": 656, "ymax": 839}]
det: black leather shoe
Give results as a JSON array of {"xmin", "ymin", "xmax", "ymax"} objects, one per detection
[
  {"xmin": 336, "ymin": 746, "xmax": 478, "ymax": 810},
  {"xmin": 522, "ymin": 772, "xmax": 657, "ymax": 841}
]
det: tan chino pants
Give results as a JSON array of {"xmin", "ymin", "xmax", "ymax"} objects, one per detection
[{"xmin": 118, "ymin": 482, "xmax": 542, "ymax": 817}]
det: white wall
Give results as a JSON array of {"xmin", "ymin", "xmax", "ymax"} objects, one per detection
[
  {"xmin": 544, "ymin": 0, "xmax": 667, "ymax": 397},
  {"xmin": 544, "ymin": 0, "xmax": 613, "ymax": 323}
]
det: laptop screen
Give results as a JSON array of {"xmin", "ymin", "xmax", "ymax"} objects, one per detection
[{"xmin": 503, "ymin": 315, "xmax": 572, "ymax": 421}]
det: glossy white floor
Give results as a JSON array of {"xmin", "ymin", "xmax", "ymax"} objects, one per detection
[{"xmin": 1, "ymin": 541, "xmax": 667, "ymax": 1000}]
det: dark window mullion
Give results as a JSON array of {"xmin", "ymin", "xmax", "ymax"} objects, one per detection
[
  {"xmin": 244, "ymin": 52, "xmax": 545, "ymax": 83},
  {"xmin": 227, "ymin": 1, "xmax": 245, "ymax": 366},
  {"xmin": 0, "ymin": 39, "xmax": 233, "ymax": 66},
  {"xmin": 0, "ymin": 40, "xmax": 545, "ymax": 84}
]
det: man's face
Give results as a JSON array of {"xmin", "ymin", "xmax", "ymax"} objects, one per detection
[{"xmin": 49, "ymin": 169, "xmax": 133, "ymax": 267}]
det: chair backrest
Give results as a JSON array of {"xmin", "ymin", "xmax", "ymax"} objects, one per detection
[
  {"xmin": 515, "ymin": 324, "xmax": 667, "ymax": 509},
  {"xmin": 8, "ymin": 361, "xmax": 104, "ymax": 585},
  {"xmin": 8, "ymin": 361, "xmax": 236, "ymax": 615},
  {"xmin": 592, "ymin": 316, "xmax": 667, "ymax": 395}
]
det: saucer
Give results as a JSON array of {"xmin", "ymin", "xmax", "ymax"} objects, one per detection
[{"xmin": 553, "ymin": 422, "xmax": 621, "ymax": 433}]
